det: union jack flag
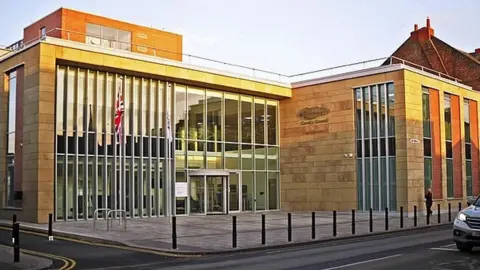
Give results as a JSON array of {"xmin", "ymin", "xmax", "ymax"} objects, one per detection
[{"xmin": 114, "ymin": 87, "xmax": 124, "ymax": 144}]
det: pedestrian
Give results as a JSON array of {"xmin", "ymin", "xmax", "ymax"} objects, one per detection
[{"xmin": 425, "ymin": 188, "xmax": 433, "ymax": 217}]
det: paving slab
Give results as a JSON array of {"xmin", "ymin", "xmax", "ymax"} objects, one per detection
[
  {"xmin": 0, "ymin": 210, "xmax": 459, "ymax": 253},
  {"xmin": 0, "ymin": 246, "xmax": 52, "ymax": 270}
]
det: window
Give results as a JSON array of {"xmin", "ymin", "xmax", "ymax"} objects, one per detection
[
  {"xmin": 86, "ymin": 23, "xmax": 132, "ymax": 51},
  {"xmin": 465, "ymin": 99, "xmax": 473, "ymax": 196},
  {"xmin": 444, "ymin": 94, "xmax": 453, "ymax": 198},
  {"xmin": 422, "ymin": 87, "xmax": 432, "ymax": 190},
  {"xmin": 6, "ymin": 70, "xmax": 17, "ymax": 207},
  {"xmin": 354, "ymin": 82, "xmax": 396, "ymax": 211},
  {"xmin": 40, "ymin": 27, "xmax": 46, "ymax": 39}
]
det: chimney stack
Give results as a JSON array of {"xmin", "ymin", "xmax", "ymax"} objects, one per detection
[
  {"xmin": 475, "ymin": 48, "xmax": 480, "ymax": 54},
  {"xmin": 411, "ymin": 16, "xmax": 435, "ymax": 42}
]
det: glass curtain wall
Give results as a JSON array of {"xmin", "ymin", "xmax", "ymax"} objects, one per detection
[
  {"xmin": 6, "ymin": 70, "xmax": 17, "ymax": 207},
  {"xmin": 56, "ymin": 65, "xmax": 280, "ymax": 220},
  {"xmin": 55, "ymin": 65, "xmax": 166, "ymax": 220},
  {"xmin": 174, "ymin": 85, "xmax": 280, "ymax": 215},
  {"xmin": 444, "ymin": 94, "xmax": 454, "ymax": 198},
  {"xmin": 422, "ymin": 87, "xmax": 433, "ymax": 191},
  {"xmin": 464, "ymin": 99, "xmax": 472, "ymax": 196},
  {"xmin": 355, "ymin": 82, "xmax": 396, "ymax": 211}
]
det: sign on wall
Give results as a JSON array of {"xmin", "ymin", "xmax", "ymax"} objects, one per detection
[{"xmin": 297, "ymin": 106, "xmax": 330, "ymax": 125}]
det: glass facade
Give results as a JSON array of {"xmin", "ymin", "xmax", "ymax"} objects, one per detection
[
  {"xmin": 355, "ymin": 82, "xmax": 396, "ymax": 211},
  {"xmin": 444, "ymin": 94, "xmax": 454, "ymax": 198},
  {"xmin": 6, "ymin": 70, "xmax": 17, "ymax": 207},
  {"xmin": 422, "ymin": 87, "xmax": 432, "ymax": 190},
  {"xmin": 55, "ymin": 65, "xmax": 280, "ymax": 220},
  {"xmin": 464, "ymin": 99, "xmax": 472, "ymax": 196}
]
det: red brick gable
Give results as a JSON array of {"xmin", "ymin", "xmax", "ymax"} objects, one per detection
[{"xmin": 385, "ymin": 18, "xmax": 480, "ymax": 91}]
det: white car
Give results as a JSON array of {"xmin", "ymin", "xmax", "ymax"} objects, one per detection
[{"xmin": 453, "ymin": 196, "xmax": 480, "ymax": 252}]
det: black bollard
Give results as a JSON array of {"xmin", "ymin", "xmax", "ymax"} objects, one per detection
[
  {"xmin": 311, "ymin": 212, "xmax": 315, "ymax": 239},
  {"xmin": 351, "ymin": 209, "xmax": 355, "ymax": 235},
  {"xmin": 437, "ymin": 204, "xmax": 441, "ymax": 224},
  {"xmin": 459, "ymin": 202, "xmax": 462, "ymax": 212},
  {"xmin": 400, "ymin": 206, "xmax": 404, "ymax": 228},
  {"xmin": 261, "ymin": 214, "xmax": 266, "ymax": 245},
  {"xmin": 287, "ymin": 213, "xmax": 292, "ymax": 242},
  {"xmin": 369, "ymin": 208, "xmax": 373, "ymax": 233},
  {"xmin": 13, "ymin": 223, "xmax": 19, "ymax": 262},
  {"xmin": 172, "ymin": 216, "xmax": 177, "ymax": 250},
  {"xmin": 232, "ymin": 216, "xmax": 237, "ymax": 248},
  {"xmin": 48, "ymin": 213, "xmax": 53, "ymax": 241},
  {"xmin": 427, "ymin": 208, "xmax": 430, "ymax": 225},
  {"xmin": 333, "ymin": 211, "xmax": 337, "ymax": 237},
  {"xmin": 12, "ymin": 214, "xmax": 16, "ymax": 244},
  {"xmin": 385, "ymin": 207, "xmax": 389, "ymax": 231},
  {"xmin": 414, "ymin": 206, "xmax": 417, "ymax": 227},
  {"xmin": 448, "ymin": 203, "xmax": 452, "ymax": 222}
]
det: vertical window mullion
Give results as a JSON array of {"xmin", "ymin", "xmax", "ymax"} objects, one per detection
[
  {"xmin": 368, "ymin": 86, "xmax": 373, "ymax": 210},
  {"xmin": 376, "ymin": 85, "xmax": 381, "ymax": 210}
]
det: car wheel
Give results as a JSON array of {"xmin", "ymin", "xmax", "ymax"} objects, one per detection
[{"xmin": 456, "ymin": 243, "xmax": 473, "ymax": 252}]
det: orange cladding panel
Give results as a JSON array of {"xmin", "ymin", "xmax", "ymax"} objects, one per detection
[
  {"xmin": 61, "ymin": 8, "xmax": 183, "ymax": 61},
  {"xmin": 471, "ymin": 101, "xmax": 479, "ymax": 195},
  {"xmin": 429, "ymin": 89, "xmax": 442, "ymax": 199}
]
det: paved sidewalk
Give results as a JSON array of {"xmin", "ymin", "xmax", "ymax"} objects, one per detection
[
  {"xmin": 0, "ymin": 246, "xmax": 52, "ymax": 270},
  {"xmin": 1, "ymin": 210, "xmax": 459, "ymax": 253}
]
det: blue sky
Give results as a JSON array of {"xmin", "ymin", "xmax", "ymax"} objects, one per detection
[{"xmin": 1, "ymin": 0, "xmax": 479, "ymax": 75}]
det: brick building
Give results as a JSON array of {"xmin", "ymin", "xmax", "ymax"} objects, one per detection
[{"xmin": 386, "ymin": 18, "xmax": 480, "ymax": 91}]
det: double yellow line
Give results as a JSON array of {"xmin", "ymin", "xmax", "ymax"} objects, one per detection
[
  {"xmin": 0, "ymin": 243, "xmax": 76, "ymax": 270},
  {"xmin": 0, "ymin": 225, "xmax": 200, "ymax": 258}
]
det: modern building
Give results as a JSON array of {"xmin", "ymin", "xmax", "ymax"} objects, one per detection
[{"xmin": 0, "ymin": 9, "xmax": 478, "ymax": 223}]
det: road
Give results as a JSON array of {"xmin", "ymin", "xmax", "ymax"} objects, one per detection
[
  {"xmin": 155, "ymin": 226, "xmax": 479, "ymax": 270},
  {"xmin": 0, "ymin": 226, "xmax": 197, "ymax": 269},
  {"xmin": 0, "ymin": 224, "xmax": 477, "ymax": 269}
]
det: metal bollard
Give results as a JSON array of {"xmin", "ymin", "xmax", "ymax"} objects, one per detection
[
  {"xmin": 414, "ymin": 206, "xmax": 417, "ymax": 227},
  {"xmin": 232, "ymin": 216, "xmax": 237, "ymax": 248},
  {"xmin": 385, "ymin": 207, "xmax": 389, "ymax": 231},
  {"xmin": 287, "ymin": 213, "xmax": 292, "ymax": 242},
  {"xmin": 12, "ymin": 214, "xmax": 16, "ymax": 244},
  {"xmin": 437, "ymin": 204, "xmax": 441, "ymax": 224},
  {"xmin": 369, "ymin": 208, "xmax": 373, "ymax": 233},
  {"xmin": 448, "ymin": 203, "xmax": 452, "ymax": 222},
  {"xmin": 13, "ymin": 223, "xmax": 19, "ymax": 263},
  {"xmin": 311, "ymin": 212, "xmax": 315, "ymax": 239},
  {"xmin": 400, "ymin": 206, "xmax": 404, "ymax": 228},
  {"xmin": 459, "ymin": 202, "xmax": 462, "ymax": 212},
  {"xmin": 333, "ymin": 211, "xmax": 337, "ymax": 237},
  {"xmin": 172, "ymin": 216, "xmax": 177, "ymax": 250},
  {"xmin": 261, "ymin": 214, "xmax": 266, "ymax": 245},
  {"xmin": 427, "ymin": 209, "xmax": 430, "ymax": 225},
  {"xmin": 351, "ymin": 209, "xmax": 355, "ymax": 235},
  {"xmin": 48, "ymin": 213, "xmax": 53, "ymax": 241}
]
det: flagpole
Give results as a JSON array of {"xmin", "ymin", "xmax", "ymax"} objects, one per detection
[{"xmin": 166, "ymin": 82, "xmax": 172, "ymax": 223}]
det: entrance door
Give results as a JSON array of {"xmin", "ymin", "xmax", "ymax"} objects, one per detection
[
  {"xmin": 189, "ymin": 176, "xmax": 205, "ymax": 214},
  {"xmin": 206, "ymin": 176, "xmax": 227, "ymax": 214}
]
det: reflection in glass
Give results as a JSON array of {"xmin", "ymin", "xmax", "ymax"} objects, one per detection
[
  {"xmin": 229, "ymin": 173, "xmax": 239, "ymax": 211},
  {"xmin": 268, "ymin": 172, "xmax": 278, "ymax": 210},
  {"xmin": 267, "ymin": 100, "xmax": 277, "ymax": 145},
  {"xmin": 190, "ymin": 176, "xmax": 205, "ymax": 214},
  {"xmin": 225, "ymin": 144, "xmax": 239, "ymax": 169},
  {"xmin": 254, "ymin": 98, "xmax": 265, "ymax": 144},
  {"xmin": 242, "ymin": 172, "xmax": 254, "ymax": 211},
  {"xmin": 55, "ymin": 65, "xmax": 280, "ymax": 219},
  {"xmin": 255, "ymin": 172, "xmax": 266, "ymax": 211},
  {"xmin": 175, "ymin": 85, "xmax": 187, "ymax": 139},
  {"xmin": 225, "ymin": 94, "xmax": 239, "ymax": 142},
  {"xmin": 187, "ymin": 87, "xmax": 205, "ymax": 140}
]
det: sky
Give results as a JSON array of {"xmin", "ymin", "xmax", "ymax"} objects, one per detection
[{"xmin": 1, "ymin": 0, "xmax": 479, "ymax": 75}]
